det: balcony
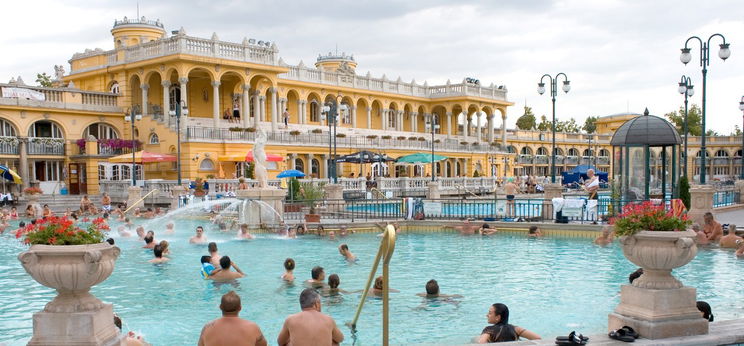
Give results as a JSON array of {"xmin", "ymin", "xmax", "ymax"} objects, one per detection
[
  {"xmin": 27, "ymin": 138, "xmax": 65, "ymax": 155},
  {"xmin": 0, "ymin": 137, "xmax": 19, "ymax": 155},
  {"xmin": 712, "ymin": 158, "xmax": 730, "ymax": 165},
  {"xmin": 534, "ymin": 155, "xmax": 549, "ymax": 164},
  {"xmin": 597, "ymin": 156, "xmax": 610, "ymax": 165},
  {"xmin": 565, "ymin": 156, "xmax": 579, "ymax": 165},
  {"xmin": 516, "ymin": 155, "xmax": 533, "ymax": 164},
  {"xmin": 0, "ymin": 83, "xmax": 120, "ymax": 113}
]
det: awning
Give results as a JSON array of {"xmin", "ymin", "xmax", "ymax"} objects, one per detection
[
  {"xmin": 395, "ymin": 152, "xmax": 448, "ymax": 164},
  {"xmin": 108, "ymin": 151, "xmax": 176, "ymax": 164}
]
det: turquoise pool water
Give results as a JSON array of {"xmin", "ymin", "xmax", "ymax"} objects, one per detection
[{"xmin": 1, "ymin": 218, "xmax": 743, "ymax": 345}]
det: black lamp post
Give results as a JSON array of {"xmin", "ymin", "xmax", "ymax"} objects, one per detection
[
  {"xmin": 680, "ymin": 33, "xmax": 731, "ymax": 184},
  {"xmin": 739, "ymin": 96, "xmax": 744, "ymax": 179},
  {"xmin": 169, "ymin": 100, "xmax": 188, "ymax": 185},
  {"xmin": 124, "ymin": 107, "xmax": 142, "ymax": 186},
  {"xmin": 428, "ymin": 114, "xmax": 440, "ymax": 182},
  {"xmin": 537, "ymin": 73, "xmax": 571, "ymax": 184},
  {"xmin": 323, "ymin": 95, "xmax": 342, "ymax": 184},
  {"xmin": 677, "ymin": 76, "xmax": 694, "ymax": 178}
]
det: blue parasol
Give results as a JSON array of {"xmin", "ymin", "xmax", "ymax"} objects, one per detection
[{"xmin": 277, "ymin": 169, "xmax": 306, "ymax": 178}]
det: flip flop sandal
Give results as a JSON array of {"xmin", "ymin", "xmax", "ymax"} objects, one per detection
[
  {"xmin": 620, "ymin": 326, "xmax": 639, "ymax": 339},
  {"xmin": 555, "ymin": 331, "xmax": 588, "ymax": 345},
  {"xmin": 609, "ymin": 329, "xmax": 635, "ymax": 342}
]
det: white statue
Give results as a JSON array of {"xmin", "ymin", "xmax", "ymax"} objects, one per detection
[
  {"xmin": 54, "ymin": 65, "xmax": 65, "ymax": 81},
  {"xmin": 253, "ymin": 129, "xmax": 270, "ymax": 189}
]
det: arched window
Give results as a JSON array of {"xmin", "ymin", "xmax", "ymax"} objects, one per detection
[
  {"xmin": 28, "ymin": 121, "xmax": 63, "ymax": 138},
  {"xmin": 599, "ymin": 149, "xmax": 610, "ymax": 157},
  {"xmin": 735, "ymin": 150, "xmax": 743, "ymax": 158},
  {"xmin": 199, "ymin": 159, "xmax": 215, "ymax": 171},
  {"xmin": 310, "ymin": 101, "xmax": 319, "ymax": 122},
  {"xmin": 435, "ymin": 162, "xmax": 441, "ymax": 176},
  {"xmin": 295, "ymin": 158, "xmax": 304, "ymax": 173},
  {"xmin": 149, "ymin": 133, "xmax": 159, "ymax": 144},
  {"xmin": 169, "ymin": 86, "xmax": 181, "ymax": 111},
  {"xmin": 536, "ymin": 147, "xmax": 548, "ymax": 156},
  {"xmin": 520, "ymin": 147, "xmax": 532, "ymax": 155},
  {"xmin": 568, "ymin": 148, "xmax": 579, "ymax": 156},
  {"xmin": 83, "ymin": 123, "xmax": 118, "ymax": 140},
  {"xmin": 583, "ymin": 149, "xmax": 592, "ymax": 156},
  {"xmin": 311, "ymin": 159, "xmax": 320, "ymax": 177},
  {"xmin": 445, "ymin": 162, "xmax": 451, "ymax": 177},
  {"xmin": 455, "ymin": 162, "xmax": 462, "ymax": 176},
  {"xmin": 554, "ymin": 148, "xmax": 564, "ymax": 156},
  {"xmin": 715, "ymin": 149, "xmax": 729, "ymax": 157},
  {"xmin": 110, "ymin": 82, "xmax": 120, "ymax": 94},
  {"xmin": 0, "ymin": 118, "xmax": 17, "ymax": 137}
]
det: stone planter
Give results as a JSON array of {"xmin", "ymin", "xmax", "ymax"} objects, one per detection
[
  {"xmin": 305, "ymin": 213, "xmax": 321, "ymax": 223},
  {"xmin": 26, "ymin": 193, "xmax": 41, "ymax": 204},
  {"xmin": 18, "ymin": 242, "xmax": 121, "ymax": 345},
  {"xmin": 619, "ymin": 229, "xmax": 697, "ymax": 289}
]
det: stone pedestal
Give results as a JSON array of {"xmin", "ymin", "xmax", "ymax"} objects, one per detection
[
  {"xmin": 171, "ymin": 185, "xmax": 187, "ymax": 210},
  {"xmin": 427, "ymin": 181, "xmax": 440, "ymax": 199},
  {"xmin": 736, "ymin": 180, "xmax": 744, "ymax": 204},
  {"xmin": 543, "ymin": 183, "xmax": 563, "ymax": 220},
  {"xmin": 29, "ymin": 304, "xmax": 119, "ymax": 346},
  {"xmin": 687, "ymin": 185, "xmax": 715, "ymax": 225},
  {"xmin": 324, "ymin": 184, "xmax": 344, "ymax": 213},
  {"xmin": 609, "ymin": 285, "xmax": 708, "ymax": 339},
  {"xmin": 126, "ymin": 186, "xmax": 143, "ymax": 213},
  {"xmin": 237, "ymin": 189, "xmax": 285, "ymax": 228}
]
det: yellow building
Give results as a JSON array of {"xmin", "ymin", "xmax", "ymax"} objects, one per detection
[{"xmin": 0, "ymin": 16, "xmax": 740, "ymax": 196}]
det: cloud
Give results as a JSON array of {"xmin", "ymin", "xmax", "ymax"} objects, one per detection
[{"xmin": 1, "ymin": 0, "xmax": 742, "ymax": 132}]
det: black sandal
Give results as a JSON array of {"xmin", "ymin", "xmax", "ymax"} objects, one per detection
[
  {"xmin": 555, "ymin": 331, "xmax": 588, "ymax": 345},
  {"xmin": 609, "ymin": 328, "xmax": 635, "ymax": 342},
  {"xmin": 620, "ymin": 326, "xmax": 639, "ymax": 339}
]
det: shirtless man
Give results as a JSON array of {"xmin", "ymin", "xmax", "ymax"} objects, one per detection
[
  {"xmin": 190, "ymin": 226, "xmax": 208, "ymax": 244},
  {"xmin": 736, "ymin": 240, "xmax": 744, "ymax": 257},
  {"xmin": 208, "ymin": 256, "xmax": 245, "ymax": 282},
  {"xmin": 527, "ymin": 225, "xmax": 543, "ymax": 238},
  {"xmin": 504, "ymin": 178, "xmax": 519, "ymax": 217},
  {"xmin": 703, "ymin": 212, "xmax": 723, "ymax": 242},
  {"xmin": 305, "ymin": 266, "xmax": 325, "ymax": 288},
  {"xmin": 416, "ymin": 279, "xmax": 463, "ymax": 299},
  {"xmin": 208, "ymin": 242, "xmax": 222, "ymax": 266},
  {"xmin": 277, "ymin": 288, "xmax": 344, "ymax": 346},
  {"xmin": 238, "ymin": 223, "xmax": 255, "ymax": 240},
  {"xmin": 720, "ymin": 224, "xmax": 743, "ymax": 248},
  {"xmin": 198, "ymin": 291, "xmax": 267, "ymax": 346},
  {"xmin": 164, "ymin": 222, "xmax": 175, "ymax": 235},
  {"xmin": 148, "ymin": 245, "xmax": 169, "ymax": 264},
  {"xmin": 338, "ymin": 244, "xmax": 356, "ymax": 262},
  {"xmin": 101, "ymin": 193, "xmax": 111, "ymax": 213},
  {"xmin": 142, "ymin": 235, "xmax": 156, "ymax": 249},
  {"xmin": 693, "ymin": 224, "xmax": 709, "ymax": 245},
  {"xmin": 478, "ymin": 223, "xmax": 498, "ymax": 235},
  {"xmin": 594, "ymin": 226, "xmax": 613, "ymax": 245},
  {"xmin": 455, "ymin": 219, "xmax": 478, "ymax": 235}
]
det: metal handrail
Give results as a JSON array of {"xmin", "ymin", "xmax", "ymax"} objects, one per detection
[
  {"xmin": 350, "ymin": 224, "xmax": 396, "ymax": 346},
  {"xmin": 370, "ymin": 187, "xmax": 388, "ymax": 199},
  {"xmin": 124, "ymin": 189, "xmax": 158, "ymax": 214},
  {"xmin": 455, "ymin": 184, "xmax": 478, "ymax": 197}
]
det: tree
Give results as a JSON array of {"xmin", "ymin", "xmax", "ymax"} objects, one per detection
[
  {"xmin": 678, "ymin": 176, "xmax": 691, "ymax": 209},
  {"xmin": 556, "ymin": 118, "xmax": 580, "ymax": 133},
  {"xmin": 665, "ymin": 104, "xmax": 702, "ymax": 136},
  {"xmin": 582, "ymin": 116, "xmax": 598, "ymax": 134},
  {"xmin": 706, "ymin": 129, "xmax": 718, "ymax": 136},
  {"xmin": 515, "ymin": 106, "xmax": 536, "ymax": 130},
  {"xmin": 35, "ymin": 73, "xmax": 52, "ymax": 87},
  {"xmin": 536, "ymin": 115, "xmax": 552, "ymax": 131},
  {"xmin": 731, "ymin": 125, "xmax": 742, "ymax": 136}
]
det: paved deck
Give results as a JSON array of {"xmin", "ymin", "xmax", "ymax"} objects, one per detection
[{"xmin": 714, "ymin": 206, "xmax": 744, "ymax": 226}]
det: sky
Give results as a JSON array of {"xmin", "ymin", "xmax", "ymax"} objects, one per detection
[{"xmin": 1, "ymin": 0, "xmax": 743, "ymax": 133}]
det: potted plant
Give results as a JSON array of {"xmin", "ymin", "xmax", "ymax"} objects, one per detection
[
  {"xmin": 398, "ymin": 136, "xmax": 407, "ymax": 140},
  {"xmin": 418, "ymin": 137, "xmax": 426, "ymax": 141},
  {"xmin": 300, "ymin": 182, "xmax": 325, "ymax": 223},
  {"xmin": 16, "ymin": 216, "xmax": 119, "ymax": 342},
  {"xmin": 245, "ymin": 127, "xmax": 257, "ymax": 132},
  {"xmin": 336, "ymin": 133, "xmax": 347, "ymax": 138},
  {"xmin": 311, "ymin": 129, "xmax": 323, "ymax": 134},
  {"xmin": 610, "ymin": 201, "xmax": 694, "ymax": 289},
  {"xmin": 192, "ymin": 178, "xmax": 207, "ymax": 197},
  {"xmin": 24, "ymin": 186, "xmax": 43, "ymax": 195},
  {"xmin": 381, "ymin": 135, "xmax": 392, "ymax": 140},
  {"xmin": 408, "ymin": 136, "xmax": 417, "ymax": 140},
  {"xmin": 366, "ymin": 135, "xmax": 378, "ymax": 139},
  {"xmin": 289, "ymin": 130, "xmax": 301, "ymax": 136}
]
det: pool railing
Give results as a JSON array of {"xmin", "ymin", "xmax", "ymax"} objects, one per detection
[{"xmin": 713, "ymin": 189, "xmax": 739, "ymax": 208}]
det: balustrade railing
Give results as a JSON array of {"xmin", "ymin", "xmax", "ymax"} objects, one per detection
[
  {"xmin": 27, "ymin": 138, "xmax": 65, "ymax": 155},
  {"xmin": 0, "ymin": 138, "xmax": 19, "ymax": 154}
]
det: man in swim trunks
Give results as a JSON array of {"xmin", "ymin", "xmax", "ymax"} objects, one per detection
[
  {"xmin": 190, "ymin": 226, "xmax": 208, "ymax": 244},
  {"xmin": 199, "ymin": 291, "xmax": 267, "ymax": 346},
  {"xmin": 338, "ymin": 244, "xmax": 356, "ymax": 262},
  {"xmin": 504, "ymin": 178, "xmax": 519, "ymax": 217},
  {"xmin": 101, "ymin": 193, "xmax": 111, "ymax": 212},
  {"xmin": 208, "ymin": 256, "xmax": 245, "ymax": 282},
  {"xmin": 703, "ymin": 212, "xmax": 723, "ymax": 243},
  {"xmin": 277, "ymin": 288, "xmax": 344, "ymax": 346}
]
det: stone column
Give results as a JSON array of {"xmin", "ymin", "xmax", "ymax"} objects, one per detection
[
  {"xmin": 126, "ymin": 186, "xmax": 143, "ymax": 213},
  {"xmin": 171, "ymin": 185, "xmax": 186, "ymax": 210},
  {"xmin": 476, "ymin": 116, "xmax": 483, "ymax": 142},
  {"xmin": 322, "ymin": 154, "xmax": 329, "ymax": 179},
  {"xmin": 270, "ymin": 88, "xmax": 278, "ymax": 132},
  {"xmin": 179, "ymin": 77, "xmax": 189, "ymax": 107},
  {"xmin": 297, "ymin": 100, "xmax": 304, "ymax": 124},
  {"xmin": 446, "ymin": 112, "xmax": 452, "ymax": 137},
  {"xmin": 259, "ymin": 95, "xmax": 266, "ymax": 122},
  {"xmin": 488, "ymin": 114, "xmax": 495, "ymax": 142},
  {"xmin": 19, "ymin": 137, "xmax": 29, "ymax": 189},
  {"xmin": 736, "ymin": 180, "xmax": 744, "ymax": 204},
  {"xmin": 162, "ymin": 81, "xmax": 171, "ymax": 122},
  {"xmin": 465, "ymin": 115, "xmax": 471, "ymax": 137},
  {"xmin": 543, "ymin": 183, "xmax": 563, "ymax": 220},
  {"xmin": 366, "ymin": 107, "xmax": 372, "ymax": 129},
  {"xmin": 351, "ymin": 106, "xmax": 357, "ymax": 128},
  {"xmin": 289, "ymin": 154, "xmax": 297, "ymax": 169},
  {"xmin": 140, "ymin": 84, "xmax": 149, "ymax": 116},
  {"xmin": 381, "ymin": 109, "xmax": 387, "ymax": 130},
  {"xmin": 501, "ymin": 113, "xmax": 507, "ymax": 148},
  {"xmin": 426, "ymin": 181, "xmax": 441, "ymax": 199},
  {"xmin": 324, "ymin": 183, "xmax": 344, "ymax": 212},
  {"xmin": 252, "ymin": 93, "xmax": 260, "ymax": 128},
  {"xmin": 687, "ymin": 185, "xmax": 715, "ymax": 225},
  {"xmin": 211, "ymin": 81, "xmax": 221, "ymax": 123},
  {"xmin": 411, "ymin": 112, "xmax": 417, "ymax": 132},
  {"xmin": 242, "ymin": 85, "xmax": 251, "ymax": 128}
]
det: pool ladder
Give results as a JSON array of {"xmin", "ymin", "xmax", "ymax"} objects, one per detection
[
  {"xmin": 370, "ymin": 187, "xmax": 388, "ymax": 199},
  {"xmin": 350, "ymin": 224, "xmax": 397, "ymax": 346}
]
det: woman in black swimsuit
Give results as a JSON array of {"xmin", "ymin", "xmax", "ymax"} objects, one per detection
[{"xmin": 477, "ymin": 303, "xmax": 541, "ymax": 343}]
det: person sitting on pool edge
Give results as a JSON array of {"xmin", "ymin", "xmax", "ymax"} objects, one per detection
[
  {"xmin": 208, "ymin": 256, "xmax": 245, "ymax": 282},
  {"xmin": 477, "ymin": 303, "xmax": 540, "ymax": 343},
  {"xmin": 338, "ymin": 244, "xmax": 356, "ymax": 262},
  {"xmin": 417, "ymin": 279, "xmax": 462, "ymax": 299},
  {"xmin": 527, "ymin": 225, "xmax": 543, "ymax": 238},
  {"xmin": 477, "ymin": 223, "xmax": 498, "ymax": 236},
  {"xmin": 720, "ymin": 224, "xmax": 742, "ymax": 248},
  {"xmin": 594, "ymin": 226, "xmax": 614, "ymax": 245},
  {"xmin": 149, "ymin": 245, "xmax": 169, "ymax": 264},
  {"xmin": 282, "ymin": 258, "xmax": 295, "ymax": 282},
  {"xmin": 190, "ymin": 226, "xmax": 208, "ymax": 244},
  {"xmin": 306, "ymin": 266, "xmax": 325, "ymax": 288},
  {"xmin": 198, "ymin": 291, "xmax": 267, "ymax": 346}
]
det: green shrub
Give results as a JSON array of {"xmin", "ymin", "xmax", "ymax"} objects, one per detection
[{"xmin": 679, "ymin": 176, "xmax": 691, "ymax": 209}]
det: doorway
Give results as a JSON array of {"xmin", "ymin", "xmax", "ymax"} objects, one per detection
[{"xmin": 68, "ymin": 163, "xmax": 87, "ymax": 195}]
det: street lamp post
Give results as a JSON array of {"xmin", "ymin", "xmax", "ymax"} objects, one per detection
[
  {"xmin": 428, "ymin": 114, "xmax": 440, "ymax": 182},
  {"xmin": 537, "ymin": 73, "xmax": 571, "ymax": 183},
  {"xmin": 168, "ymin": 100, "xmax": 188, "ymax": 185},
  {"xmin": 124, "ymin": 107, "xmax": 142, "ymax": 186},
  {"xmin": 680, "ymin": 33, "xmax": 730, "ymax": 184},
  {"xmin": 677, "ymin": 76, "xmax": 694, "ymax": 178},
  {"xmin": 739, "ymin": 96, "xmax": 744, "ymax": 179},
  {"xmin": 322, "ymin": 95, "xmax": 344, "ymax": 184}
]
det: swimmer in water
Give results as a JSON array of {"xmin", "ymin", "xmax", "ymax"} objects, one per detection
[
  {"xmin": 594, "ymin": 226, "xmax": 614, "ymax": 246},
  {"xmin": 326, "ymin": 274, "xmax": 352, "ymax": 295},
  {"xmin": 117, "ymin": 226, "xmax": 132, "ymax": 237},
  {"xmin": 159, "ymin": 240, "xmax": 170, "ymax": 256},
  {"xmin": 149, "ymin": 245, "xmax": 169, "ymax": 264},
  {"xmin": 143, "ymin": 234, "xmax": 156, "ymax": 249},
  {"xmin": 207, "ymin": 256, "xmax": 245, "ymax": 282},
  {"xmin": 190, "ymin": 226, "xmax": 208, "ymax": 244},
  {"xmin": 281, "ymin": 258, "xmax": 295, "ymax": 282},
  {"xmin": 371, "ymin": 276, "xmax": 399, "ymax": 296},
  {"xmin": 305, "ymin": 266, "xmax": 325, "ymax": 288},
  {"xmin": 164, "ymin": 222, "xmax": 175, "ymax": 235},
  {"xmin": 338, "ymin": 244, "xmax": 356, "ymax": 262},
  {"xmin": 416, "ymin": 279, "xmax": 462, "ymax": 299},
  {"xmin": 237, "ymin": 223, "xmax": 255, "ymax": 240},
  {"xmin": 328, "ymin": 230, "xmax": 336, "ymax": 241},
  {"xmin": 208, "ymin": 242, "xmax": 222, "ymax": 266}
]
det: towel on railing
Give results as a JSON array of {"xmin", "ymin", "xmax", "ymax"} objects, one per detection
[
  {"xmin": 562, "ymin": 198, "xmax": 586, "ymax": 218},
  {"xmin": 552, "ymin": 198, "xmax": 565, "ymax": 213}
]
